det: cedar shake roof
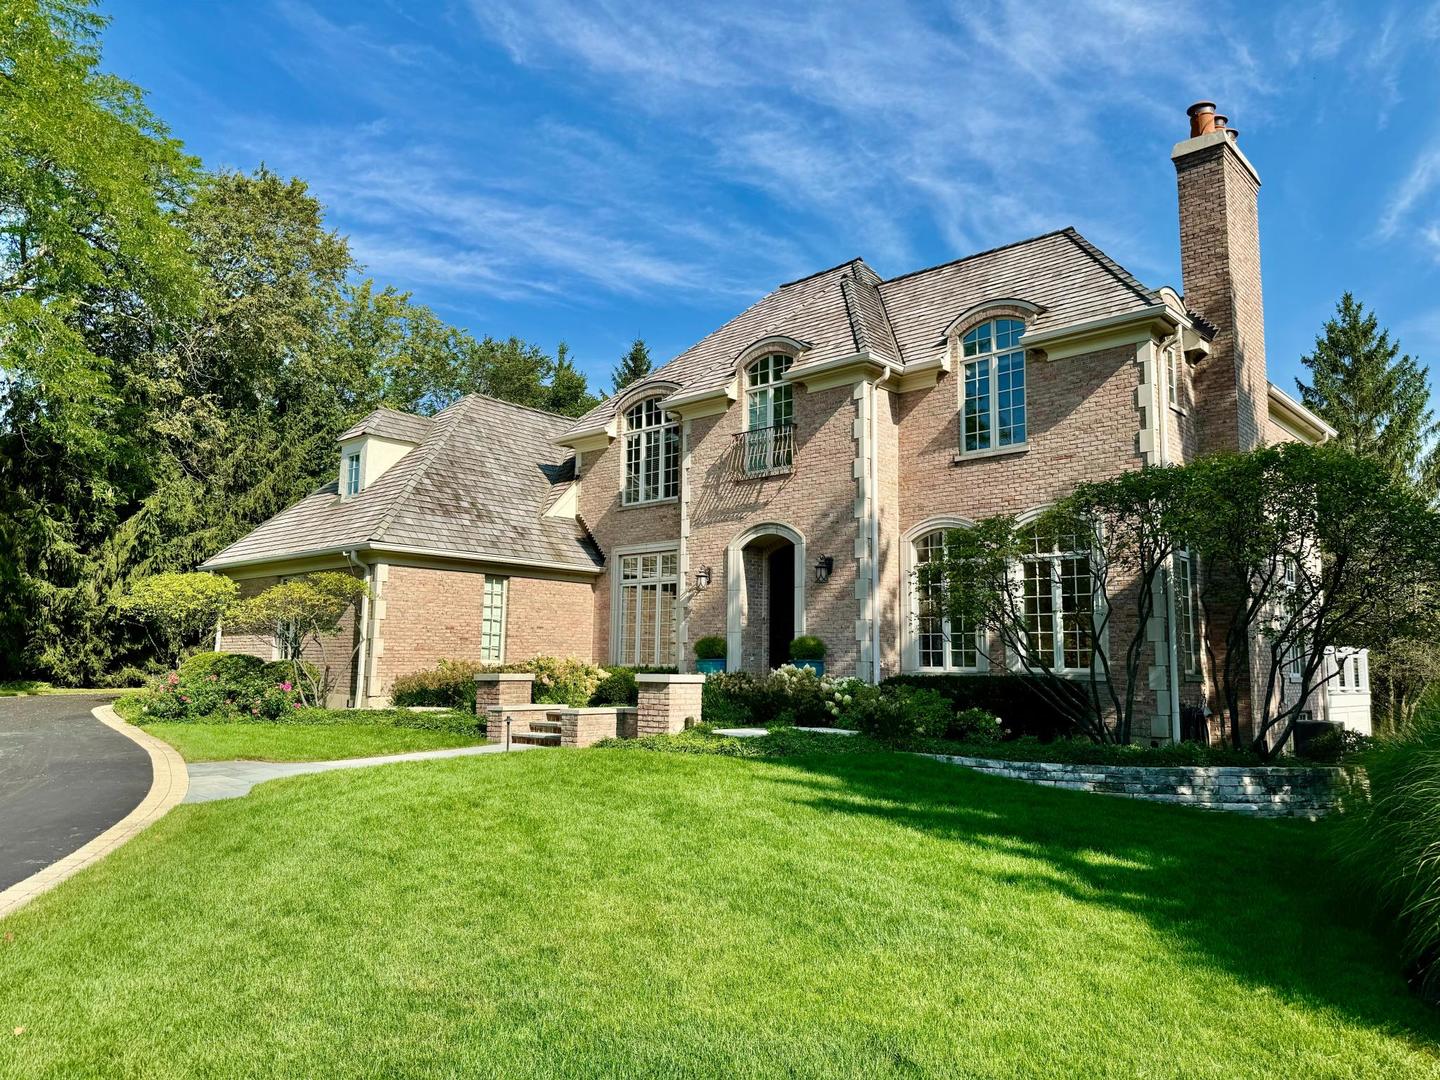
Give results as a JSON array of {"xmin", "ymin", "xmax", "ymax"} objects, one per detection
[
  {"xmin": 201, "ymin": 395, "xmax": 602, "ymax": 573},
  {"xmin": 560, "ymin": 226, "xmax": 1159, "ymax": 437},
  {"xmin": 337, "ymin": 407, "xmax": 433, "ymax": 444}
]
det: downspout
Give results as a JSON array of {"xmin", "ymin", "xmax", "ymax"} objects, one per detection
[
  {"xmin": 870, "ymin": 382, "xmax": 882, "ymax": 682},
  {"xmin": 1159, "ymin": 331, "xmax": 1184, "ymax": 742},
  {"xmin": 344, "ymin": 549, "xmax": 372, "ymax": 710}
]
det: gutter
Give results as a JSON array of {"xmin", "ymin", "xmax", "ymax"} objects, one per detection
[
  {"xmin": 1267, "ymin": 383, "xmax": 1336, "ymax": 442},
  {"xmin": 1017, "ymin": 304, "xmax": 1175, "ymax": 349},
  {"xmin": 203, "ymin": 541, "xmax": 603, "ymax": 577}
]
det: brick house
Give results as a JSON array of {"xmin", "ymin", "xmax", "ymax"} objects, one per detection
[{"xmin": 202, "ymin": 102, "xmax": 1372, "ymax": 741}]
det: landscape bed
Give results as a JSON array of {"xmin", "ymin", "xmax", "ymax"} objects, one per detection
[{"xmin": 0, "ymin": 747, "xmax": 1435, "ymax": 1078}]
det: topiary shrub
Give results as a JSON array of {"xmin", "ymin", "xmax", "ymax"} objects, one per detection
[
  {"xmin": 789, "ymin": 635, "xmax": 827, "ymax": 660},
  {"xmin": 694, "ymin": 636, "xmax": 727, "ymax": 660}
]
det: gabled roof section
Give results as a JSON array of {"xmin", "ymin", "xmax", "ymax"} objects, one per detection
[
  {"xmin": 877, "ymin": 227, "xmax": 1158, "ymax": 364},
  {"xmin": 337, "ymin": 407, "xmax": 433, "ymax": 444},
  {"xmin": 560, "ymin": 257, "xmax": 885, "ymax": 437},
  {"xmin": 202, "ymin": 395, "xmax": 602, "ymax": 573},
  {"xmin": 559, "ymin": 227, "xmax": 1159, "ymax": 440}
]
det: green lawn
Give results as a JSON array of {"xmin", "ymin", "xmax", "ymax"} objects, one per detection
[
  {"xmin": 0, "ymin": 749, "xmax": 1436, "ymax": 1078},
  {"xmin": 142, "ymin": 722, "xmax": 489, "ymax": 762}
]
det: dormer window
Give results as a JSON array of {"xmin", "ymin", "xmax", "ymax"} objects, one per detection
[
  {"xmin": 961, "ymin": 318, "xmax": 1027, "ymax": 453},
  {"xmin": 344, "ymin": 452, "xmax": 361, "ymax": 496},
  {"xmin": 740, "ymin": 353, "xmax": 794, "ymax": 475},
  {"xmin": 622, "ymin": 398, "xmax": 679, "ymax": 505}
]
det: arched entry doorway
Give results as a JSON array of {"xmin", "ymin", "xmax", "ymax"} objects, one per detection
[{"xmin": 726, "ymin": 523, "xmax": 806, "ymax": 672}]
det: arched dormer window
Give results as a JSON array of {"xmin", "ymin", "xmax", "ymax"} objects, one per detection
[
  {"xmin": 622, "ymin": 397, "xmax": 679, "ymax": 505},
  {"xmin": 740, "ymin": 353, "xmax": 794, "ymax": 475},
  {"xmin": 913, "ymin": 526, "xmax": 984, "ymax": 672},
  {"xmin": 960, "ymin": 317, "xmax": 1027, "ymax": 453}
]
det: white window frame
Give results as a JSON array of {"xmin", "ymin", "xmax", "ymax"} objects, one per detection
[
  {"xmin": 741, "ymin": 353, "xmax": 795, "ymax": 476},
  {"xmin": 1166, "ymin": 344, "xmax": 1183, "ymax": 410},
  {"xmin": 622, "ymin": 397, "xmax": 680, "ymax": 506},
  {"xmin": 1175, "ymin": 549, "xmax": 1201, "ymax": 677},
  {"xmin": 912, "ymin": 527, "xmax": 986, "ymax": 673},
  {"xmin": 480, "ymin": 575, "xmax": 508, "ymax": 662},
  {"xmin": 612, "ymin": 544, "xmax": 680, "ymax": 667},
  {"xmin": 344, "ymin": 452, "xmax": 361, "ymax": 496},
  {"xmin": 960, "ymin": 317, "xmax": 1027, "ymax": 455},
  {"xmin": 1019, "ymin": 523, "xmax": 1095, "ymax": 673}
]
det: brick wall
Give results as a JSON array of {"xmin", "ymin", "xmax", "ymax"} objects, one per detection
[
  {"xmin": 506, "ymin": 575, "xmax": 596, "ymax": 663},
  {"xmin": 218, "ymin": 575, "xmax": 279, "ymax": 660}
]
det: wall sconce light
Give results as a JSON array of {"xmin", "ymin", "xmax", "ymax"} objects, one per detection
[
  {"xmin": 814, "ymin": 556, "xmax": 834, "ymax": 584},
  {"xmin": 694, "ymin": 566, "xmax": 712, "ymax": 589}
]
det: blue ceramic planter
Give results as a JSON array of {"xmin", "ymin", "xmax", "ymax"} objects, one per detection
[
  {"xmin": 792, "ymin": 659, "xmax": 825, "ymax": 676},
  {"xmin": 695, "ymin": 658, "xmax": 726, "ymax": 675}
]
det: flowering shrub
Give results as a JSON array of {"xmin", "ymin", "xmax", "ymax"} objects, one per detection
[
  {"xmin": 953, "ymin": 706, "xmax": 1003, "ymax": 742},
  {"xmin": 128, "ymin": 660, "xmax": 304, "ymax": 723}
]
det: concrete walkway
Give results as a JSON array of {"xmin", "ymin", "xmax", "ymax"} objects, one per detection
[{"xmin": 184, "ymin": 741, "xmax": 529, "ymax": 803}]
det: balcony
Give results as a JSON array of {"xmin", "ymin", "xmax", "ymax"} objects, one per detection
[{"xmin": 733, "ymin": 423, "xmax": 794, "ymax": 478}]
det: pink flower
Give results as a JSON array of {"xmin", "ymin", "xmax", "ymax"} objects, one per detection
[
  {"xmin": 179, "ymin": 695, "xmax": 189, "ymax": 703},
  {"xmin": 279, "ymin": 682, "xmax": 293, "ymax": 692},
  {"xmin": 292, "ymin": 702, "xmax": 301, "ymax": 709},
  {"xmin": 167, "ymin": 672, "xmax": 179, "ymax": 685}
]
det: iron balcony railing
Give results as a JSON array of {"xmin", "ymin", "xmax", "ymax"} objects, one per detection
[{"xmin": 733, "ymin": 423, "xmax": 794, "ymax": 478}]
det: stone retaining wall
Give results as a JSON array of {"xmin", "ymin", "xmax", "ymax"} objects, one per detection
[{"xmin": 924, "ymin": 755, "xmax": 1355, "ymax": 818}]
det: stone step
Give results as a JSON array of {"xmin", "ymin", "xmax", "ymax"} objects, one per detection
[
  {"xmin": 527, "ymin": 720, "xmax": 563, "ymax": 733},
  {"xmin": 512, "ymin": 731, "xmax": 561, "ymax": 746}
]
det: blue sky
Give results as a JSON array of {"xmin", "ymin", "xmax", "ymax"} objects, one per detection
[{"xmin": 101, "ymin": 0, "xmax": 1440, "ymax": 396}]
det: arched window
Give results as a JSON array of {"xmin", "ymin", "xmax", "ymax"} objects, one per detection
[
  {"xmin": 961, "ymin": 318, "xmax": 1026, "ymax": 453},
  {"xmin": 741, "ymin": 354, "xmax": 794, "ymax": 474},
  {"xmin": 1020, "ymin": 521, "xmax": 1093, "ymax": 671},
  {"xmin": 914, "ymin": 528, "xmax": 982, "ymax": 672},
  {"xmin": 622, "ymin": 397, "xmax": 679, "ymax": 505}
]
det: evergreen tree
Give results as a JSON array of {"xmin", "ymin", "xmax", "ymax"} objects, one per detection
[
  {"xmin": 611, "ymin": 337, "xmax": 652, "ymax": 393},
  {"xmin": 1296, "ymin": 293, "xmax": 1438, "ymax": 500},
  {"xmin": 544, "ymin": 342, "xmax": 600, "ymax": 418}
]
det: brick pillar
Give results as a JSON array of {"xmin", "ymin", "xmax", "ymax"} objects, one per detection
[
  {"xmin": 636, "ymin": 674, "xmax": 705, "ymax": 736},
  {"xmin": 474, "ymin": 673, "xmax": 534, "ymax": 713}
]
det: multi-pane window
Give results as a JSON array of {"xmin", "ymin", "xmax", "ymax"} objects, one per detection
[
  {"xmin": 617, "ymin": 550, "xmax": 678, "ymax": 667},
  {"xmin": 742, "ymin": 354, "xmax": 795, "ymax": 474},
  {"xmin": 1175, "ymin": 550, "xmax": 1201, "ymax": 676},
  {"xmin": 622, "ymin": 398, "xmax": 680, "ymax": 505},
  {"xmin": 480, "ymin": 575, "xmax": 507, "ymax": 662},
  {"xmin": 345, "ymin": 452, "xmax": 361, "ymax": 495},
  {"xmin": 1021, "ymin": 523, "xmax": 1093, "ymax": 671},
  {"xmin": 1165, "ymin": 345, "xmax": 1182, "ymax": 408},
  {"xmin": 914, "ymin": 529, "xmax": 981, "ymax": 671},
  {"xmin": 961, "ymin": 318, "xmax": 1026, "ymax": 452}
]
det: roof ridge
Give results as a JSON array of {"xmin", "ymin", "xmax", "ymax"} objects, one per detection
[
  {"xmin": 839, "ymin": 275, "xmax": 867, "ymax": 353},
  {"xmin": 778, "ymin": 256, "xmax": 866, "ymax": 289},
  {"xmin": 459, "ymin": 391, "xmax": 576, "ymax": 425},
  {"xmin": 1059, "ymin": 228, "xmax": 1156, "ymax": 307},
  {"xmin": 878, "ymin": 227, "xmax": 1074, "ymax": 287},
  {"xmin": 369, "ymin": 396, "xmax": 477, "ymax": 542}
]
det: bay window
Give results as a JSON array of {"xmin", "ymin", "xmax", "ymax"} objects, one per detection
[{"xmin": 961, "ymin": 318, "xmax": 1026, "ymax": 453}]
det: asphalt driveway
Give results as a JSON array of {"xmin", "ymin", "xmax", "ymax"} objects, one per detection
[{"xmin": 0, "ymin": 695, "xmax": 152, "ymax": 892}]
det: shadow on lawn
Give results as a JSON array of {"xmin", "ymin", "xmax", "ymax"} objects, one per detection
[{"xmin": 759, "ymin": 750, "xmax": 1440, "ymax": 1047}]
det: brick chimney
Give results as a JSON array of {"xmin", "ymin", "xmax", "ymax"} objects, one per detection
[{"xmin": 1173, "ymin": 101, "xmax": 1267, "ymax": 453}]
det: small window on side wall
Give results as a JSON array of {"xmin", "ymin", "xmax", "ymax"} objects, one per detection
[
  {"xmin": 961, "ymin": 318, "xmax": 1026, "ymax": 453},
  {"xmin": 345, "ymin": 452, "xmax": 361, "ymax": 496}
]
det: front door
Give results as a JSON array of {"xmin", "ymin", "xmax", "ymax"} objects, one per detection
[{"xmin": 767, "ymin": 545, "xmax": 795, "ymax": 670}]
